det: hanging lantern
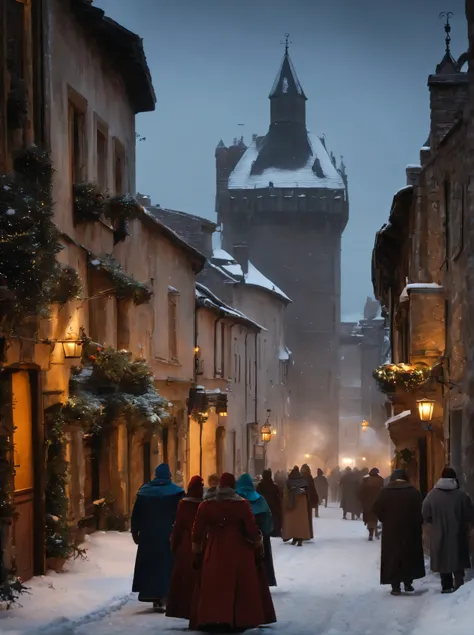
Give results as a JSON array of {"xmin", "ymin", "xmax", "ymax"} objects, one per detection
[
  {"xmin": 261, "ymin": 423, "xmax": 272, "ymax": 443},
  {"xmin": 60, "ymin": 339, "xmax": 83, "ymax": 359},
  {"xmin": 361, "ymin": 419, "xmax": 369, "ymax": 433},
  {"xmin": 417, "ymin": 398, "xmax": 435, "ymax": 422}
]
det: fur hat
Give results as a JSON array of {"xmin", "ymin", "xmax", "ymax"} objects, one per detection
[
  {"xmin": 390, "ymin": 469, "xmax": 409, "ymax": 482},
  {"xmin": 219, "ymin": 472, "xmax": 236, "ymax": 489},
  {"xmin": 441, "ymin": 466, "xmax": 457, "ymax": 479},
  {"xmin": 187, "ymin": 475, "xmax": 204, "ymax": 499}
]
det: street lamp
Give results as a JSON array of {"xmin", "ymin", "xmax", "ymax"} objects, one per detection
[
  {"xmin": 361, "ymin": 419, "xmax": 369, "ymax": 433},
  {"xmin": 417, "ymin": 398, "xmax": 435, "ymax": 422},
  {"xmin": 261, "ymin": 423, "xmax": 272, "ymax": 443}
]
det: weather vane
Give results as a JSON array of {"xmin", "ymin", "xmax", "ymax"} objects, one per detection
[
  {"xmin": 281, "ymin": 33, "xmax": 292, "ymax": 55},
  {"xmin": 440, "ymin": 11, "xmax": 453, "ymax": 54}
]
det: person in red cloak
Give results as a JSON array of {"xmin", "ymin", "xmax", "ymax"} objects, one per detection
[
  {"xmin": 166, "ymin": 475, "xmax": 204, "ymax": 620},
  {"xmin": 190, "ymin": 472, "xmax": 276, "ymax": 632}
]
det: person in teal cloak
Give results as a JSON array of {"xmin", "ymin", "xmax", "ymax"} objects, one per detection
[
  {"xmin": 131, "ymin": 463, "xmax": 184, "ymax": 612},
  {"xmin": 236, "ymin": 473, "xmax": 277, "ymax": 586}
]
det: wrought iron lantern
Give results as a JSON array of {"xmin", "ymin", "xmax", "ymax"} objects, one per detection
[
  {"xmin": 261, "ymin": 423, "xmax": 272, "ymax": 443},
  {"xmin": 60, "ymin": 339, "xmax": 83, "ymax": 359},
  {"xmin": 417, "ymin": 398, "xmax": 435, "ymax": 422}
]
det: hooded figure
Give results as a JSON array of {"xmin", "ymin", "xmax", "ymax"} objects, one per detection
[
  {"xmin": 131, "ymin": 464, "xmax": 184, "ymax": 611},
  {"xmin": 373, "ymin": 469, "xmax": 425, "ymax": 595},
  {"xmin": 422, "ymin": 467, "xmax": 474, "ymax": 593},
  {"xmin": 257, "ymin": 469, "xmax": 282, "ymax": 537},
  {"xmin": 360, "ymin": 467, "xmax": 384, "ymax": 540},
  {"xmin": 190, "ymin": 473, "xmax": 276, "ymax": 631},
  {"xmin": 339, "ymin": 467, "xmax": 359, "ymax": 520},
  {"xmin": 314, "ymin": 468, "xmax": 329, "ymax": 511},
  {"xmin": 282, "ymin": 466, "xmax": 311, "ymax": 545},
  {"xmin": 301, "ymin": 464, "xmax": 319, "ymax": 528},
  {"xmin": 237, "ymin": 473, "xmax": 277, "ymax": 586},
  {"xmin": 166, "ymin": 476, "xmax": 204, "ymax": 619}
]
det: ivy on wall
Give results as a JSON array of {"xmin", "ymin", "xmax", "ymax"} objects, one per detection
[
  {"xmin": 0, "ymin": 147, "xmax": 79, "ymax": 327},
  {"xmin": 88, "ymin": 254, "xmax": 152, "ymax": 306}
]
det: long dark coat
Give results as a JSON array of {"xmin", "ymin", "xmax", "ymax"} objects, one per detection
[
  {"xmin": 373, "ymin": 481, "xmax": 425, "ymax": 585},
  {"xmin": 360, "ymin": 474, "xmax": 384, "ymax": 528},
  {"xmin": 257, "ymin": 474, "xmax": 282, "ymax": 537},
  {"xmin": 190, "ymin": 489, "xmax": 276, "ymax": 630},
  {"xmin": 301, "ymin": 469, "xmax": 318, "ymax": 539},
  {"xmin": 314, "ymin": 473, "xmax": 329, "ymax": 502},
  {"xmin": 339, "ymin": 471, "xmax": 360, "ymax": 515},
  {"xmin": 131, "ymin": 474, "xmax": 184, "ymax": 601},
  {"xmin": 166, "ymin": 497, "xmax": 201, "ymax": 619},
  {"xmin": 422, "ymin": 480, "xmax": 474, "ymax": 573}
]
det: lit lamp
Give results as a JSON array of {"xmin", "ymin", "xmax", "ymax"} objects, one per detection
[
  {"xmin": 194, "ymin": 345, "xmax": 201, "ymax": 355},
  {"xmin": 361, "ymin": 419, "xmax": 369, "ymax": 433},
  {"xmin": 60, "ymin": 339, "xmax": 83, "ymax": 359},
  {"xmin": 261, "ymin": 423, "xmax": 272, "ymax": 443},
  {"xmin": 417, "ymin": 398, "xmax": 435, "ymax": 422}
]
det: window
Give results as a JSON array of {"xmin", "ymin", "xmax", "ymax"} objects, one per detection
[
  {"xmin": 96, "ymin": 125, "xmax": 108, "ymax": 192},
  {"xmin": 168, "ymin": 292, "xmax": 178, "ymax": 361},
  {"xmin": 68, "ymin": 95, "xmax": 86, "ymax": 185},
  {"xmin": 113, "ymin": 138, "xmax": 126, "ymax": 195}
]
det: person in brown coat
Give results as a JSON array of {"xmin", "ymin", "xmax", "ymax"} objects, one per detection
[
  {"xmin": 360, "ymin": 467, "xmax": 384, "ymax": 541},
  {"xmin": 373, "ymin": 469, "xmax": 425, "ymax": 595},
  {"xmin": 282, "ymin": 466, "xmax": 312, "ymax": 546},
  {"xmin": 166, "ymin": 476, "xmax": 204, "ymax": 619},
  {"xmin": 256, "ymin": 468, "xmax": 282, "ymax": 537},
  {"xmin": 301, "ymin": 464, "xmax": 319, "ymax": 533}
]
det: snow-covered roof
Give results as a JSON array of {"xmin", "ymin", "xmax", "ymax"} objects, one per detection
[
  {"xmin": 195, "ymin": 282, "xmax": 265, "ymax": 331},
  {"xmin": 407, "ymin": 282, "xmax": 443, "ymax": 291},
  {"xmin": 269, "ymin": 51, "xmax": 306, "ymax": 98},
  {"xmin": 228, "ymin": 132, "xmax": 345, "ymax": 191},
  {"xmin": 210, "ymin": 249, "xmax": 291, "ymax": 303},
  {"xmin": 385, "ymin": 410, "xmax": 411, "ymax": 429}
]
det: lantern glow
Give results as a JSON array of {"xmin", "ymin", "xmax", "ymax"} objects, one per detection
[
  {"xmin": 261, "ymin": 423, "xmax": 272, "ymax": 443},
  {"xmin": 417, "ymin": 398, "xmax": 435, "ymax": 422},
  {"xmin": 60, "ymin": 340, "xmax": 83, "ymax": 359},
  {"xmin": 361, "ymin": 419, "xmax": 369, "ymax": 432}
]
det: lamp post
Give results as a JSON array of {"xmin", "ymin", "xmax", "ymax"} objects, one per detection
[{"xmin": 260, "ymin": 410, "xmax": 272, "ymax": 469}]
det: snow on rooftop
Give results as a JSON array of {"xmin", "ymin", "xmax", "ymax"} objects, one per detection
[
  {"xmin": 245, "ymin": 261, "xmax": 291, "ymax": 302},
  {"xmin": 210, "ymin": 249, "xmax": 291, "ymax": 302},
  {"xmin": 407, "ymin": 282, "xmax": 443, "ymax": 290},
  {"xmin": 385, "ymin": 409, "xmax": 411, "ymax": 429},
  {"xmin": 228, "ymin": 132, "xmax": 345, "ymax": 190}
]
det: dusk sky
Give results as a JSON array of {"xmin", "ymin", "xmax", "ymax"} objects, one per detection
[{"xmin": 95, "ymin": 0, "xmax": 467, "ymax": 318}]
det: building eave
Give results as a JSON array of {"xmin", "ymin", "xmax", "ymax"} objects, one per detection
[{"xmin": 70, "ymin": 0, "xmax": 156, "ymax": 113}]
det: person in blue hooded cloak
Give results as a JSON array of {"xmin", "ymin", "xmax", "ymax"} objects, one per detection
[
  {"xmin": 236, "ymin": 473, "xmax": 277, "ymax": 586},
  {"xmin": 131, "ymin": 463, "xmax": 184, "ymax": 612}
]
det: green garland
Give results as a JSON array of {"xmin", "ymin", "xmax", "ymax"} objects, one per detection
[
  {"xmin": 63, "ymin": 336, "xmax": 170, "ymax": 434},
  {"xmin": 393, "ymin": 448, "xmax": 415, "ymax": 469},
  {"xmin": 51, "ymin": 265, "xmax": 82, "ymax": 304},
  {"xmin": 0, "ymin": 147, "xmax": 77, "ymax": 325},
  {"xmin": 373, "ymin": 363, "xmax": 430, "ymax": 394},
  {"xmin": 44, "ymin": 405, "xmax": 71, "ymax": 560},
  {"xmin": 88, "ymin": 254, "xmax": 152, "ymax": 306},
  {"xmin": 73, "ymin": 183, "xmax": 104, "ymax": 223}
]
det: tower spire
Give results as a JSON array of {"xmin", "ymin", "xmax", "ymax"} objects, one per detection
[
  {"xmin": 440, "ymin": 11, "xmax": 453, "ymax": 54},
  {"xmin": 281, "ymin": 33, "xmax": 292, "ymax": 56}
]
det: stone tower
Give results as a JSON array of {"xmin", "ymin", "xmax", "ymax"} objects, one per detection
[{"xmin": 216, "ymin": 45, "xmax": 349, "ymax": 463}]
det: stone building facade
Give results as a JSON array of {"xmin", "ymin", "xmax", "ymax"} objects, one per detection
[
  {"xmin": 145, "ymin": 204, "xmax": 292, "ymax": 472},
  {"xmin": 372, "ymin": 22, "xmax": 473, "ymax": 495},
  {"xmin": 0, "ymin": 0, "xmax": 155, "ymax": 582},
  {"xmin": 215, "ymin": 47, "xmax": 348, "ymax": 463}
]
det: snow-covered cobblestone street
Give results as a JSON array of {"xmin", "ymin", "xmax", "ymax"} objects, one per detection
[{"xmin": 2, "ymin": 506, "xmax": 473, "ymax": 635}]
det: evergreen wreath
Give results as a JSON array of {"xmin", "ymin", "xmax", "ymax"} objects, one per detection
[{"xmin": 73, "ymin": 183, "xmax": 104, "ymax": 223}]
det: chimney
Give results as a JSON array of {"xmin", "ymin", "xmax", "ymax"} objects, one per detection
[
  {"xmin": 232, "ymin": 243, "xmax": 249, "ymax": 276},
  {"xmin": 136, "ymin": 194, "xmax": 152, "ymax": 208}
]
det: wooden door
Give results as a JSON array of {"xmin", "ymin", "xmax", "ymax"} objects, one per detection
[{"xmin": 12, "ymin": 371, "xmax": 34, "ymax": 581}]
